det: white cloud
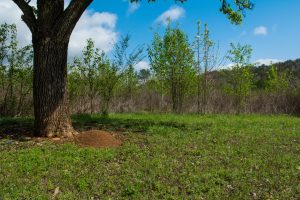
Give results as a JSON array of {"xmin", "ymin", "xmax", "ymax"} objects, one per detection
[
  {"xmin": 155, "ymin": 6, "xmax": 185, "ymax": 25},
  {"xmin": 0, "ymin": 0, "xmax": 33, "ymax": 47},
  {"xmin": 0, "ymin": 0, "xmax": 118, "ymax": 58},
  {"xmin": 70, "ymin": 11, "xmax": 118, "ymax": 57},
  {"xmin": 220, "ymin": 59, "xmax": 282, "ymax": 69},
  {"xmin": 255, "ymin": 59, "xmax": 282, "ymax": 66},
  {"xmin": 254, "ymin": 26, "xmax": 268, "ymax": 36},
  {"xmin": 135, "ymin": 61, "xmax": 150, "ymax": 71},
  {"xmin": 123, "ymin": 0, "xmax": 140, "ymax": 15},
  {"xmin": 218, "ymin": 63, "xmax": 235, "ymax": 70},
  {"xmin": 127, "ymin": 2, "xmax": 140, "ymax": 15}
]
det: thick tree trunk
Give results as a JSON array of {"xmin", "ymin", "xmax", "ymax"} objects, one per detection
[
  {"xmin": 12, "ymin": 0, "xmax": 93, "ymax": 137},
  {"xmin": 33, "ymin": 38, "xmax": 76, "ymax": 137}
]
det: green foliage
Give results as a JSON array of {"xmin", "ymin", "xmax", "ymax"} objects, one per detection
[
  {"xmin": 69, "ymin": 38, "xmax": 102, "ymax": 114},
  {"xmin": 112, "ymin": 35, "xmax": 130, "ymax": 70},
  {"xmin": 138, "ymin": 69, "xmax": 151, "ymax": 84},
  {"xmin": 115, "ymin": 35, "xmax": 144, "ymax": 104},
  {"xmin": 112, "ymin": 35, "xmax": 144, "ymax": 112},
  {"xmin": 148, "ymin": 32, "xmax": 167, "ymax": 108},
  {"xmin": 122, "ymin": 65, "xmax": 139, "ymax": 100},
  {"xmin": 97, "ymin": 56, "xmax": 119, "ymax": 115},
  {"xmin": 69, "ymin": 36, "xmax": 144, "ymax": 115},
  {"xmin": 219, "ymin": 0, "xmax": 254, "ymax": 24},
  {"xmin": 227, "ymin": 43, "xmax": 252, "ymax": 67},
  {"xmin": 0, "ymin": 23, "xmax": 33, "ymax": 116},
  {"xmin": 1, "ymin": 114, "xmax": 300, "ymax": 199},
  {"xmin": 1, "ymin": 21, "xmax": 299, "ymax": 115},
  {"xmin": 224, "ymin": 43, "xmax": 254, "ymax": 113},
  {"xmin": 264, "ymin": 65, "xmax": 292, "ymax": 113},
  {"xmin": 199, "ymin": 23, "xmax": 215, "ymax": 114},
  {"xmin": 265, "ymin": 64, "xmax": 289, "ymax": 93},
  {"xmin": 148, "ymin": 24, "xmax": 196, "ymax": 112}
]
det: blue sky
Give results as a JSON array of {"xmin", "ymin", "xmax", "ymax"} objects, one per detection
[
  {"xmin": 90, "ymin": 0, "xmax": 300, "ymax": 66},
  {"xmin": 1, "ymin": 0, "xmax": 300, "ymax": 68}
]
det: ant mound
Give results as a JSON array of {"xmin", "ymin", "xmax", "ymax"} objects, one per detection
[{"xmin": 75, "ymin": 130, "xmax": 122, "ymax": 148}]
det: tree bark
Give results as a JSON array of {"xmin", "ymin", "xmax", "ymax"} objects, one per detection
[
  {"xmin": 12, "ymin": 0, "xmax": 93, "ymax": 137},
  {"xmin": 32, "ymin": 37, "xmax": 76, "ymax": 137}
]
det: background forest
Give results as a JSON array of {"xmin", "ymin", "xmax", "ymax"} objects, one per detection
[
  {"xmin": 1, "ymin": 22, "xmax": 299, "ymax": 117},
  {"xmin": 1, "ymin": 0, "xmax": 300, "ymax": 198}
]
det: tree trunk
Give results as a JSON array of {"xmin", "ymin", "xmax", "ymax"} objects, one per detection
[
  {"xmin": 101, "ymin": 98, "xmax": 109, "ymax": 116},
  {"xmin": 12, "ymin": 0, "xmax": 93, "ymax": 137},
  {"xmin": 33, "ymin": 38, "xmax": 76, "ymax": 137}
]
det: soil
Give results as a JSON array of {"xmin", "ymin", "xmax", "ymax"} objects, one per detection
[{"xmin": 75, "ymin": 130, "xmax": 122, "ymax": 148}]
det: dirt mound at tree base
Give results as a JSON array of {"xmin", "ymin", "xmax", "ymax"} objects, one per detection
[{"xmin": 75, "ymin": 130, "xmax": 122, "ymax": 148}]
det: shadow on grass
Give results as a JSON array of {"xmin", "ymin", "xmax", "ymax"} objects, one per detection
[
  {"xmin": 0, "ymin": 117, "xmax": 34, "ymax": 141},
  {"xmin": 72, "ymin": 114, "xmax": 210, "ymax": 133},
  {"xmin": 0, "ymin": 114, "xmax": 212, "ymax": 142}
]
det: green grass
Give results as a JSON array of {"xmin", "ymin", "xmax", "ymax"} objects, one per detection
[{"xmin": 1, "ymin": 114, "xmax": 300, "ymax": 199}]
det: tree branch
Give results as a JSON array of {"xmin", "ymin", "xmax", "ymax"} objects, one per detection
[
  {"xmin": 12, "ymin": 0, "xmax": 36, "ymax": 33},
  {"xmin": 131, "ymin": 0, "xmax": 253, "ymax": 24},
  {"xmin": 54, "ymin": 0, "xmax": 93, "ymax": 41},
  {"xmin": 220, "ymin": 0, "xmax": 254, "ymax": 24}
]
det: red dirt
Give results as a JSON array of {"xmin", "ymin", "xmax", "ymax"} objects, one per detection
[{"xmin": 75, "ymin": 130, "xmax": 122, "ymax": 148}]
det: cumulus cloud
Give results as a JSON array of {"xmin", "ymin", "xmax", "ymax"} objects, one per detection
[
  {"xmin": 0, "ymin": 0, "xmax": 118, "ymax": 58},
  {"xmin": 255, "ymin": 59, "xmax": 282, "ymax": 66},
  {"xmin": 155, "ymin": 6, "xmax": 185, "ymax": 25},
  {"xmin": 69, "ymin": 11, "xmax": 118, "ymax": 57},
  {"xmin": 135, "ymin": 61, "xmax": 150, "ymax": 71},
  {"xmin": 0, "ymin": 0, "xmax": 33, "ymax": 47},
  {"xmin": 254, "ymin": 26, "xmax": 268, "ymax": 36}
]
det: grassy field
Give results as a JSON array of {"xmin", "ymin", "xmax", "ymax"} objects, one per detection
[{"xmin": 0, "ymin": 114, "xmax": 300, "ymax": 199}]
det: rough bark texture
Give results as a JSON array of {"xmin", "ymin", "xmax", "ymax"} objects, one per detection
[
  {"xmin": 12, "ymin": 0, "xmax": 93, "ymax": 137},
  {"xmin": 32, "ymin": 38, "xmax": 75, "ymax": 137}
]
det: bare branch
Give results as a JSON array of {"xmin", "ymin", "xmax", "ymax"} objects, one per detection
[
  {"xmin": 54, "ymin": 0, "xmax": 93, "ymax": 40},
  {"xmin": 12, "ymin": 0, "xmax": 36, "ymax": 33}
]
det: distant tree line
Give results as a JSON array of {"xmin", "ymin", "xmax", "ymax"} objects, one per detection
[{"xmin": 0, "ymin": 22, "xmax": 299, "ymax": 116}]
